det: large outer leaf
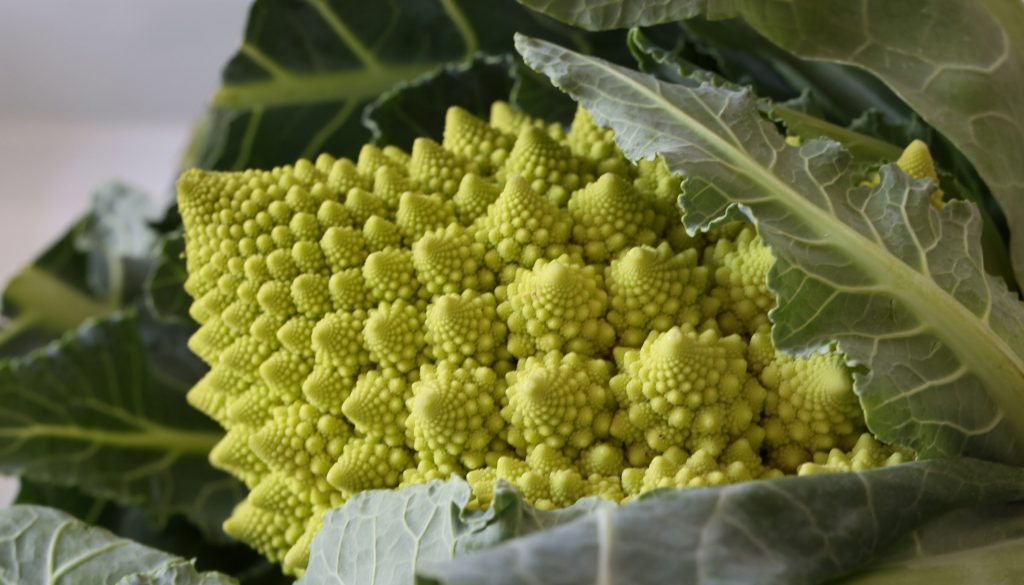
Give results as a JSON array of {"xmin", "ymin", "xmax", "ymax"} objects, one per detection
[
  {"xmin": 14, "ymin": 480, "xmax": 287, "ymax": 584},
  {"xmin": 418, "ymin": 459, "xmax": 1024, "ymax": 585},
  {"xmin": 627, "ymin": 27, "xmax": 1020, "ymax": 291},
  {"xmin": 363, "ymin": 56, "xmax": 517, "ymax": 151},
  {"xmin": 301, "ymin": 480, "xmax": 613, "ymax": 585},
  {"xmin": 192, "ymin": 0, "xmax": 630, "ymax": 171},
  {"xmin": 0, "ymin": 505, "xmax": 236, "ymax": 585},
  {"xmin": 516, "ymin": 37, "xmax": 1024, "ymax": 463},
  {"xmin": 831, "ymin": 502, "xmax": 1024, "ymax": 585},
  {"xmin": 518, "ymin": 0, "xmax": 1024, "ymax": 286},
  {"xmin": 0, "ymin": 312, "xmax": 242, "ymax": 536},
  {"xmin": 626, "ymin": 27, "xmax": 905, "ymax": 162},
  {"xmin": 0, "ymin": 182, "xmax": 159, "ymax": 358}
]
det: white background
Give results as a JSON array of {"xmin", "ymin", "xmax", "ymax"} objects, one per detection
[{"xmin": 0, "ymin": 0, "xmax": 252, "ymax": 506}]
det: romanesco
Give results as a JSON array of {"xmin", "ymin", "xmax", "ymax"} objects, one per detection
[{"xmin": 177, "ymin": 102, "xmax": 911, "ymax": 575}]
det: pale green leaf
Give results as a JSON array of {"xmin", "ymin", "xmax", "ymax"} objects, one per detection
[
  {"xmin": 518, "ymin": 0, "xmax": 1024, "ymax": 285},
  {"xmin": 418, "ymin": 459, "xmax": 1024, "ymax": 585},
  {"xmin": 0, "ymin": 312, "xmax": 242, "ymax": 537},
  {"xmin": 300, "ymin": 480, "xmax": 613, "ymax": 585},
  {"xmin": 627, "ymin": 26, "xmax": 1019, "ymax": 290},
  {"xmin": 0, "ymin": 505, "xmax": 236, "ymax": 585},
  {"xmin": 516, "ymin": 36, "xmax": 1024, "ymax": 463}
]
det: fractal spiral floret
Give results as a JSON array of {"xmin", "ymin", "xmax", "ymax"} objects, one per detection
[{"xmin": 178, "ymin": 103, "xmax": 912, "ymax": 575}]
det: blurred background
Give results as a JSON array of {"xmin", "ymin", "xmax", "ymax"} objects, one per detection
[{"xmin": 0, "ymin": 0, "xmax": 252, "ymax": 506}]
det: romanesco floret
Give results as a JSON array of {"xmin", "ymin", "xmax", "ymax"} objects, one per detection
[
  {"xmin": 707, "ymin": 226, "xmax": 775, "ymax": 334},
  {"xmin": 567, "ymin": 107, "xmax": 631, "ymax": 176},
  {"xmin": 503, "ymin": 351, "xmax": 614, "ymax": 455},
  {"xmin": 499, "ymin": 257, "xmax": 615, "ymax": 358},
  {"xmin": 406, "ymin": 361, "xmax": 506, "ymax": 473},
  {"xmin": 610, "ymin": 326, "xmax": 766, "ymax": 456},
  {"xmin": 452, "ymin": 174, "xmax": 501, "ymax": 224},
  {"xmin": 605, "ymin": 244, "xmax": 709, "ymax": 347},
  {"xmin": 177, "ymin": 102, "xmax": 911, "ymax": 576},
  {"xmin": 363, "ymin": 300, "xmax": 429, "ymax": 372},
  {"xmin": 341, "ymin": 368, "xmax": 411, "ymax": 446},
  {"xmin": 896, "ymin": 139, "xmax": 944, "ymax": 208},
  {"xmin": 412, "ymin": 224, "xmax": 497, "ymax": 296},
  {"xmin": 473, "ymin": 174, "xmax": 573, "ymax": 267},
  {"xmin": 424, "ymin": 291, "xmax": 510, "ymax": 368},
  {"xmin": 567, "ymin": 173, "xmax": 662, "ymax": 261},
  {"xmin": 760, "ymin": 351, "xmax": 866, "ymax": 471},
  {"xmin": 797, "ymin": 433, "xmax": 912, "ymax": 475}
]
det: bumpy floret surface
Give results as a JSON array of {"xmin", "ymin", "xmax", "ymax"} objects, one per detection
[{"xmin": 178, "ymin": 103, "xmax": 908, "ymax": 576}]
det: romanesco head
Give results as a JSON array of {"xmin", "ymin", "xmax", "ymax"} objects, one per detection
[{"xmin": 177, "ymin": 103, "xmax": 909, "ymax": 576}]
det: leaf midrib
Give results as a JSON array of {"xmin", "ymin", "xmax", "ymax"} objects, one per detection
[
  {"xmin": 563, "ymin": 48, "xmax": 1024, "ymax": 438},
  {"xmin": 213, "ymin": 63, "xmax": 442, "ymax": 108},
  {"xmin": 0, "ymin": 424, "xmax": 220, "ymax": 455}
]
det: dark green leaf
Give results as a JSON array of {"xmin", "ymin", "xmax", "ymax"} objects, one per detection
[
  {"xmin": 145, "ymin": 232, "xmax": 193, "ymax": 323},
  {"xmin": 418, "ymin": 460, "xmax": 1024, "ymax": 585},
  {"xmin": 509, "ymin": 61, "xmax": 578, "ymax": 123},
  {"xmin": 0, "ymin": 182, "xmax": 160, "ymax": 358},
  {"xmin": 626, "ymin": 27, "xmax": 905, "ymax": 163},
  {"xmin": 300, "ymin": 480, "xmax": 613, "ymax": 585},
  {"xmin": 364, "ymin": 55, "xmax": 517, "ymax": 151},
  {"xmin": 679, "ymin": 18, "xmax": 910, "ymax": 125},
  {"xmin": 191, "ymin": 0, "xmax": 631, "ymax": 172},
  {"xmin": 516, "ymin": 37, "xmax": 1024, "ymax": 464},
  {"xmin": 0, "ymin": 311, "xmax": 241, "ymax": 537},
  {"xmin": 0, "ymin": 505, "xmax": 237, "ymax": 585}
]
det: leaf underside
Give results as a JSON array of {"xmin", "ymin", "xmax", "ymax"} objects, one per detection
[
  {"xmin": 419, "ymin": 460, "xmax": 1024, "ymax": 585},
  {"xmin": 0, "ymin": 505, "xmax": 237, "ymax": 585},
  {"xmin": 301, "ymin": 480, "xmax": 613, "ymax": 585}
]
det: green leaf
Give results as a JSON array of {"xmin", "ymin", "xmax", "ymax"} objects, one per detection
[
  {"xmin": 831, "ymin": 502, "xmax": 1024, "ymax": 585},
  {"xmin": 192, "ymin": 0, "xmax": 632, "ymax": 172},
  {"xmin": 518, "ymin": 0, "xmax": 1024, "ymax": 288},
  {"xmin": 626, "ymin": 27, "xmax": 1019, "ymax": 291},
  {"xmin": 509, "ymin": 61, "xmax": 579, "ymax": 123},
  {"xmin": 300, "ymin": 480, "xmax": 613, "ymax": 585},
  {"xmin": 516, "ymin": 37, "xmax": 1024, "ymax": 464},
  {"xmin": 144, "ymin": 232, "xmax": 192, "ymax": 324},
  {"xmin": 516, "ymin": 0, "xmax": 725, "ymax": 30},
  {"xmin": 676, "ymin": 17, "xmax": 911, "ymax": 125},
  {"xmin": 0, "ymin": 182, "xmax": 160, "ymax": 358},
  {"xmin": 364, "ymin": 55, "xmax": 517, "ymax": 151},
  {"xmin": 626, "ymin": 27, "xmax": 905, "ymax": 163},
  {"xmin": 0, "ymin": 311, "xmax": 242, "ymax": 537},
  {"xmin": 15, "ymin": 479, "xmax": 287, "ymax": 585},
  {"xmin": 0, "ymin": 505, "xmax": 237, "ymax": 585},
  {"xmin": 417, "ymin": 459, "xmax": 1024, "ymax": 585}
]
